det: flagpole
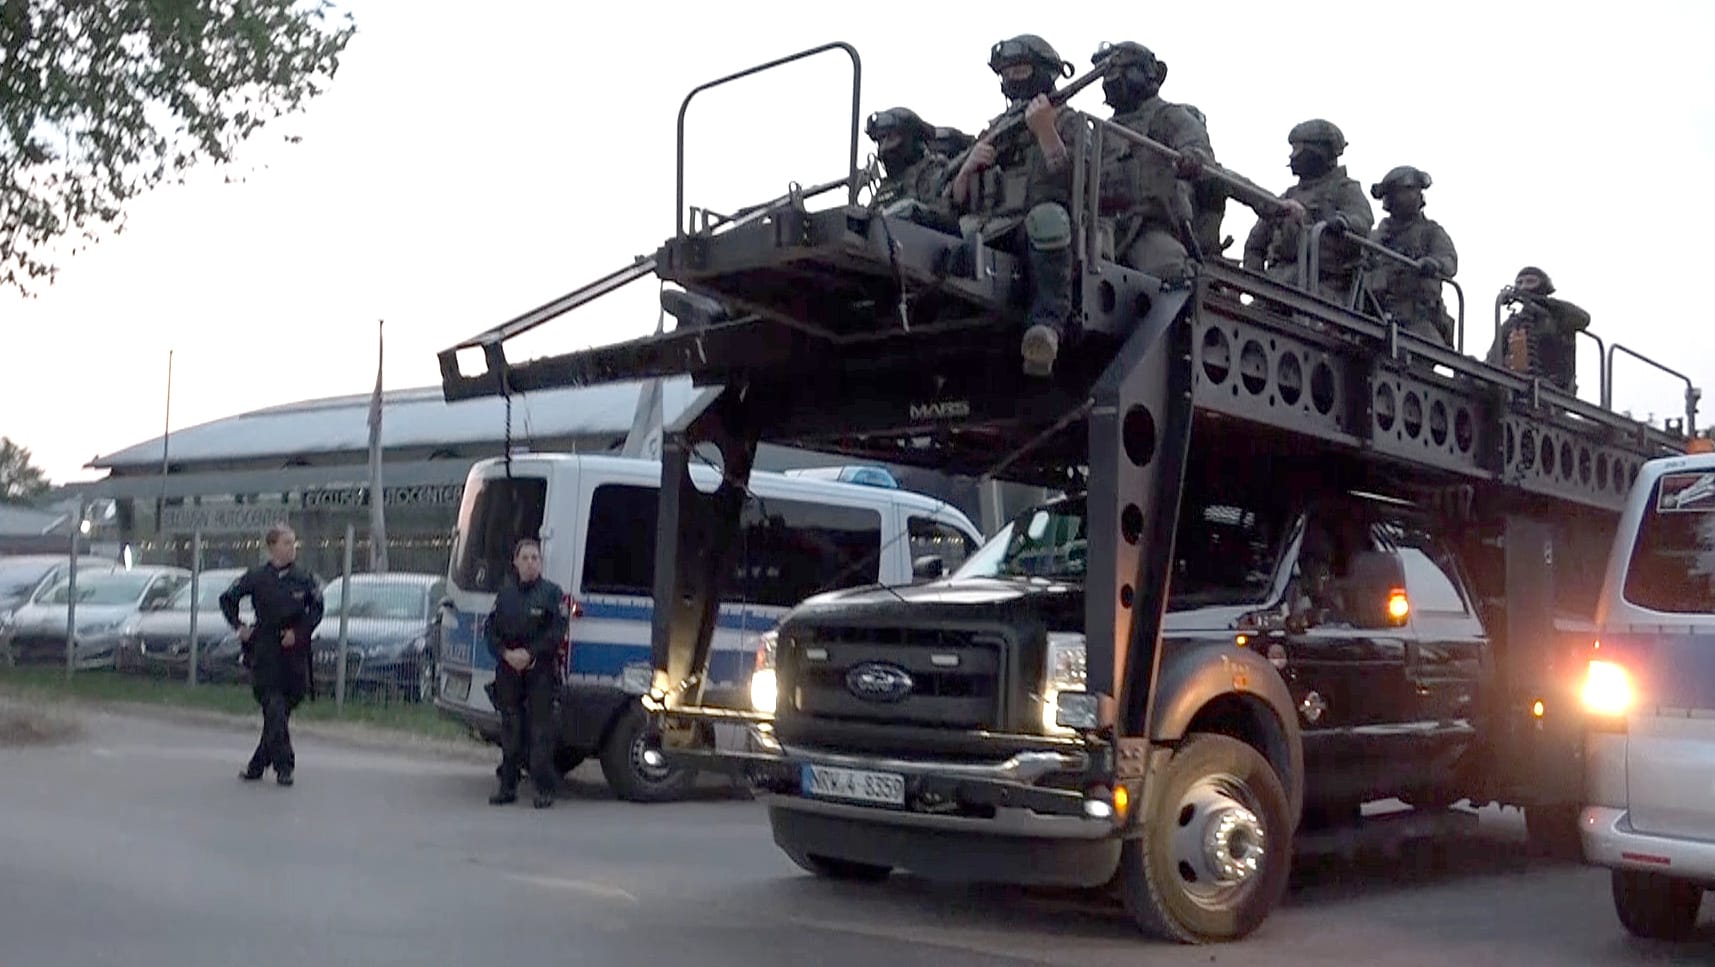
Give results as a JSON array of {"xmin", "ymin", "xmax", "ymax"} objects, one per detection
[{"xmin": 367, "ymin": 320, "xmax": 389, "ymax": 573}]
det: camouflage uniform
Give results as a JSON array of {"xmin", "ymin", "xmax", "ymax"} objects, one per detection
[
  {"xmin": 866, "ymin": 107, "xmax": 956, "ymax": 232},
  {"xmin": 949, "ymin": 34, "xmax": 1088, "ymax": 377},
  {"xmin": 1487, "ymin": 266, "xmax": 1591, "ymax": 393},
  {"xmin": 1089, "ymin": 42, "xmax": 1208, "ymax": 282},
  {"xmin": 1366, "ymin": 166, "xmax": 1458, "ymax": 346},
  {"xmin": 1244, "ymin": 119, "xmax": 1373, "ymax": 302}
]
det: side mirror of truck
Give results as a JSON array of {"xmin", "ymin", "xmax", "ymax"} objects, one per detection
[
  {"xmin": 1345, "ymin": 550, "xmax": 1411, "ymax": 628},
  {"xmin": 912, "ymin": 555, "xmax": 946, "ymax": 581}
]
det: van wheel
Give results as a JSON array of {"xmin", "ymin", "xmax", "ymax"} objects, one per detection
[
  {"xmin": 782, "ymin": 847, "xmax": 891, "ymax": 882},
  {"xmin": 599, "ymin": 703, "xmax": 695, "ymax": 803},
  {"xmin": 1119, "ymin": 733, "xmax": 1292, "ymax": 944},
  {"xmin": 553, "ymin": 747, "xmax": 586, "ymax": 777},
  {"xmin": 1612, "ymin": 869, "xmax": 1704, "ymax": 940}
]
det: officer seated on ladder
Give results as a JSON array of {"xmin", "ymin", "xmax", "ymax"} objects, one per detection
[{"xmin": 946, "ymin": 34, "xmax": 1086, "ymax": 379}]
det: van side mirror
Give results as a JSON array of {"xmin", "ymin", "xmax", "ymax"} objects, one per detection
[
  {"xmin": 1346, "ymin": 550, "xmax": 1410, "ymax": 627},
  {"xmin": 912, "ymin": 555, "xmax": 946, "ymax": 581}
]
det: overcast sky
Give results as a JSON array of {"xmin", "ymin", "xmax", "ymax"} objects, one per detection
[{"xmin": 6, "ymin": 0, "xmax": 1713, "ymax": 485}]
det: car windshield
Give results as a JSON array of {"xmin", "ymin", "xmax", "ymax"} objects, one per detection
[
  {"xmin": 167, "ymin": 575, "xmax": 243, "ymax": 610},
  {"xmin": 0, "ymin": 561, "xmax": 53, "ymax": 598},
  {"xmin": 322, "ymin": 581, "xmax": 426, "ymax": 621},
  {"xmin": 35, "ymin": 572, "xmax": 151, "ymax": 607}
]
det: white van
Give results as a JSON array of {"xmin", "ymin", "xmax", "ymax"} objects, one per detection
[
  {"xmin": 1580, "ymin": 445, "xmax": 1715, "ymax": 940},
  {"xmin": 433, "ymin": 453, "xmax": 983, "ymax": 802}
]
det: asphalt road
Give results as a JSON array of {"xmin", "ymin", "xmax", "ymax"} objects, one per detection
[{"xmin": 1, "ymin": 708, "xmax": 1711, "ymax": 967}]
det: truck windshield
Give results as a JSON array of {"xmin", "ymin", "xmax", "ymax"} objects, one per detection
[
  {"xmin": 955, "ymin": 503, "xmax": 1088, "ymax": 581},
  {"xmin": 955, "ymin": 495, "xmax": 1289, "ymax": 606},
  {"xmin": 1622, "ymin": 470, "xmax": 1715, "ymax": 614}
]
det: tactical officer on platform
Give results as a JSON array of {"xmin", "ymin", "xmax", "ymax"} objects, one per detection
[
  {"xmin": 485, "ymin": 538, "xmax": 569, "ymax": 809},
  {"xmin": 948, "ymin": 34, "xmax": 1086, "ymax": 378},
  {"xmin": 1367, "ymin": 165, "xmax": 1458, "ymax": 346},
  {"xmin": 1488, "ymin": 266, "xmax": 1591, "ymax": 393},
  {"xmin": 1089, "ymin": 41, "xmax": 1210, "ymax": 282},
  {"xmin": 1244, "ymin": 119, "xmax": 1373, "ymax": 302},
  {"xmin": 220, "ymin": 524, "xmax": 323, "ymax": 787},
  {"xmin": 866, "ymin": 106, "xmax": 956, "ymax": 230}
]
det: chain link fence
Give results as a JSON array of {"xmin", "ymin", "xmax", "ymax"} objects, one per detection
[{"xmin": 1, "ymin": 521, "xmax": 449, "ymax": 720}]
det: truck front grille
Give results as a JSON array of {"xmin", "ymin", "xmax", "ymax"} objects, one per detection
[{"xmin": 784, "ymin": 626, "xmax": 1004, "ymax": 730}]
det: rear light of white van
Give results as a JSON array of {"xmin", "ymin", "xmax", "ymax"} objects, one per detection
[
  {"xmin": 1581, "ymin": 641, "xmax": 1634, "ymax": 730},
  {"xmin": 557, "ymin": 593, "xmax": 582, "ymax": 673}
]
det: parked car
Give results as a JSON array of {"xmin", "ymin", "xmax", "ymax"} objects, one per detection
[
  {"xmin": 114, "ymin": 568, "xmax": 250, "ymax": 676},
  {"xmin": 0, "ymin": 566, "xmax": 191, "ymax": 669},
  {"xmin": 0, "ymin": 554, "xmax": 113, "ymax": 624},
  {"xmin": 309, "ymin": 572, "xmax": 445, "ymax": 702}
]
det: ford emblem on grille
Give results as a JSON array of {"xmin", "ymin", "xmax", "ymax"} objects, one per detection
[{"xmin": 845, "ymin": 662, "xmax": 913, "ymax": 703}]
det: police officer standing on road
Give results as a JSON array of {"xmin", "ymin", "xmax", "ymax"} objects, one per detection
[
  {"xmin": 485, "ymin": 538, "xmax": 568, "ymax": 809},
  {"xmin": 220, "ymin": 524, "xmax": 324, "ymax": 787}
]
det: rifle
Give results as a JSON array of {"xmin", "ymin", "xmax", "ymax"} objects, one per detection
[
  {"xmin": 1090, "ymin": 117, "xmax": 1296, "ymax": 220},
  {"xmin": 936, "ymin": 62, "xmax": 1115, "ymax": 194}
]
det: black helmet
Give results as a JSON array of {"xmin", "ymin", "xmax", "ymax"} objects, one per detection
[
  {"xmin": 1370, "ymin": 165, "xmax": 1432, "ymax": 199},
  {"xmin": 1092, "ymin": 40, "xmax": 1161, "ymax": 74},
  {"xmin": 989, "ymin": 34, "xmax": 1072, "ymax": 103},
  {"xmin": 865, "ymin": 107, "xmax": 935, "ymax": 145},
  {"xmin": 1288, "ymin": 118, "xmax": 1347, "ymax": 155},
  {"xmin": 989, "ymin": 34, "xmax": 1071, "ymax": 76}
]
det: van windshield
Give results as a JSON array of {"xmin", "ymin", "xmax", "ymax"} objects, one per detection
[
  {"xmin": 1623, "ymin": 470, "xmax": 1715, "ymax": 614},
  {"xmin": 452, "ymin": 475, "xmax": 548, "ymax": 593}
]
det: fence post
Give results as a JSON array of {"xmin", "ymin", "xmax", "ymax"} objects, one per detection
[
  {"xmin": 186, "ymin": 530, "xmax": 202, "ymax": 688},
  {"xmin": 64, "ymin": 494, "xmax": 87, "ymax": 682},
  {"xmin": 336, "ymin": 523, "xmax": 354, "ymax": 714}
]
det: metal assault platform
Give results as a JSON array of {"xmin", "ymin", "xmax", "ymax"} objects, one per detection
[{"xmin": 440, "ymin": 198, "xmax": 1690, "ymax": 510}]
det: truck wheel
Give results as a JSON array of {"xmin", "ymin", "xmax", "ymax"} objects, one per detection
[
  {"xmin": 1525, "ymin": 803, "xmax": 1583, "ymax": 860},
  {"xmin": 553, "ymin": 747, "xmax": 585, "ymax": 777},
  {"xmin": 598, "ymin": 703, "xmax": 696, "ymax": 803},
  {"xmin": 782, "ymin": 847, "xmax": 892, "ymax": 882},
  {"xmin": 1119, "ymin": 733, "xmax": 1292, "ymax": 944},
  {"xmin": 1612, "ymin": 869, "xmax": 1704, "ymax": 940}
]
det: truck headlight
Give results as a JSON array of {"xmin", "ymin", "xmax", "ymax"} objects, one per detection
[
  {"xmin": 750, "ymin": 629, "xmax": 779, "ymax": 714},
  {"xmin": 1041, "ymin": 632, "xmax": 1087, "ymax": 735}
]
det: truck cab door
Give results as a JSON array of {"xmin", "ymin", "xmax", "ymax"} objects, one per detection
[
  {"xmin": 1268, "ymin": 532, "xmax": 1413, "ymax": 804},
  {"xmin": 1394, "ymin": 542, "xmax": 1485, "ymax": 732}
]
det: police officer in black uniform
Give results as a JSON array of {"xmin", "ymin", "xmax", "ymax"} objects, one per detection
[
  {"xmin": 220, "ymin": 523, "xmax": 324, "ymax": 786},
  {"xmin": 485, "ymin": 538, "xmax": 569, "ymax": 808}
]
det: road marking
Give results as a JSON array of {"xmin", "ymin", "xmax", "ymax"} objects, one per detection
[{"xmin": 502, "ymin": 872, "xmax": 639, "ymax": 903}]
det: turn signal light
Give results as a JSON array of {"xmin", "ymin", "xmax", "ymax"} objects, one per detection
[{"xmin": 1386, "ymin": 588, "xmax": 1411, "ymax": 622}]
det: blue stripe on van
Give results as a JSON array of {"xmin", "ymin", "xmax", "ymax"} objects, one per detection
[
  {"xmin": 570, "ymin": 641, "xmax": 752, "ymax": 683},
  {"xmin": 440, "ymin": 600, "xmax": 777, "ymax": 685},
  {"xmin": 1598, "ymin": 631, "xmax": 1715, "ymax": 710}
]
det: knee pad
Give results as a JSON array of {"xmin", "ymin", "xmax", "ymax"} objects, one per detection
[{"xmin": 1025, "ymin": 203, "xmax": 1072, "ymax": 252}]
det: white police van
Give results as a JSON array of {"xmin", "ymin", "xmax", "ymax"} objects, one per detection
[
  {"xmin": 1580, "ymin": 443, "xmax": 1715, "ymax": 940},
  {"xmin": 433, "ymin": 453, "xmax": 983, "ymax": 802}
]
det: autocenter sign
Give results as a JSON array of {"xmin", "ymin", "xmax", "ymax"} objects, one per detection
[{"xmin": 301, "ymin": 484, "xmax": 465, "ymax": 509}]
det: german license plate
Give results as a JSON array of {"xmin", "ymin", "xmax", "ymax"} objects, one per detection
[
  {"xmin": 800, "ymin": 763, "xmax": 905, "ymax": 806},
  {"xmin": 443, "ymin": 671, "xmax": 470, "ymax": 702}
]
